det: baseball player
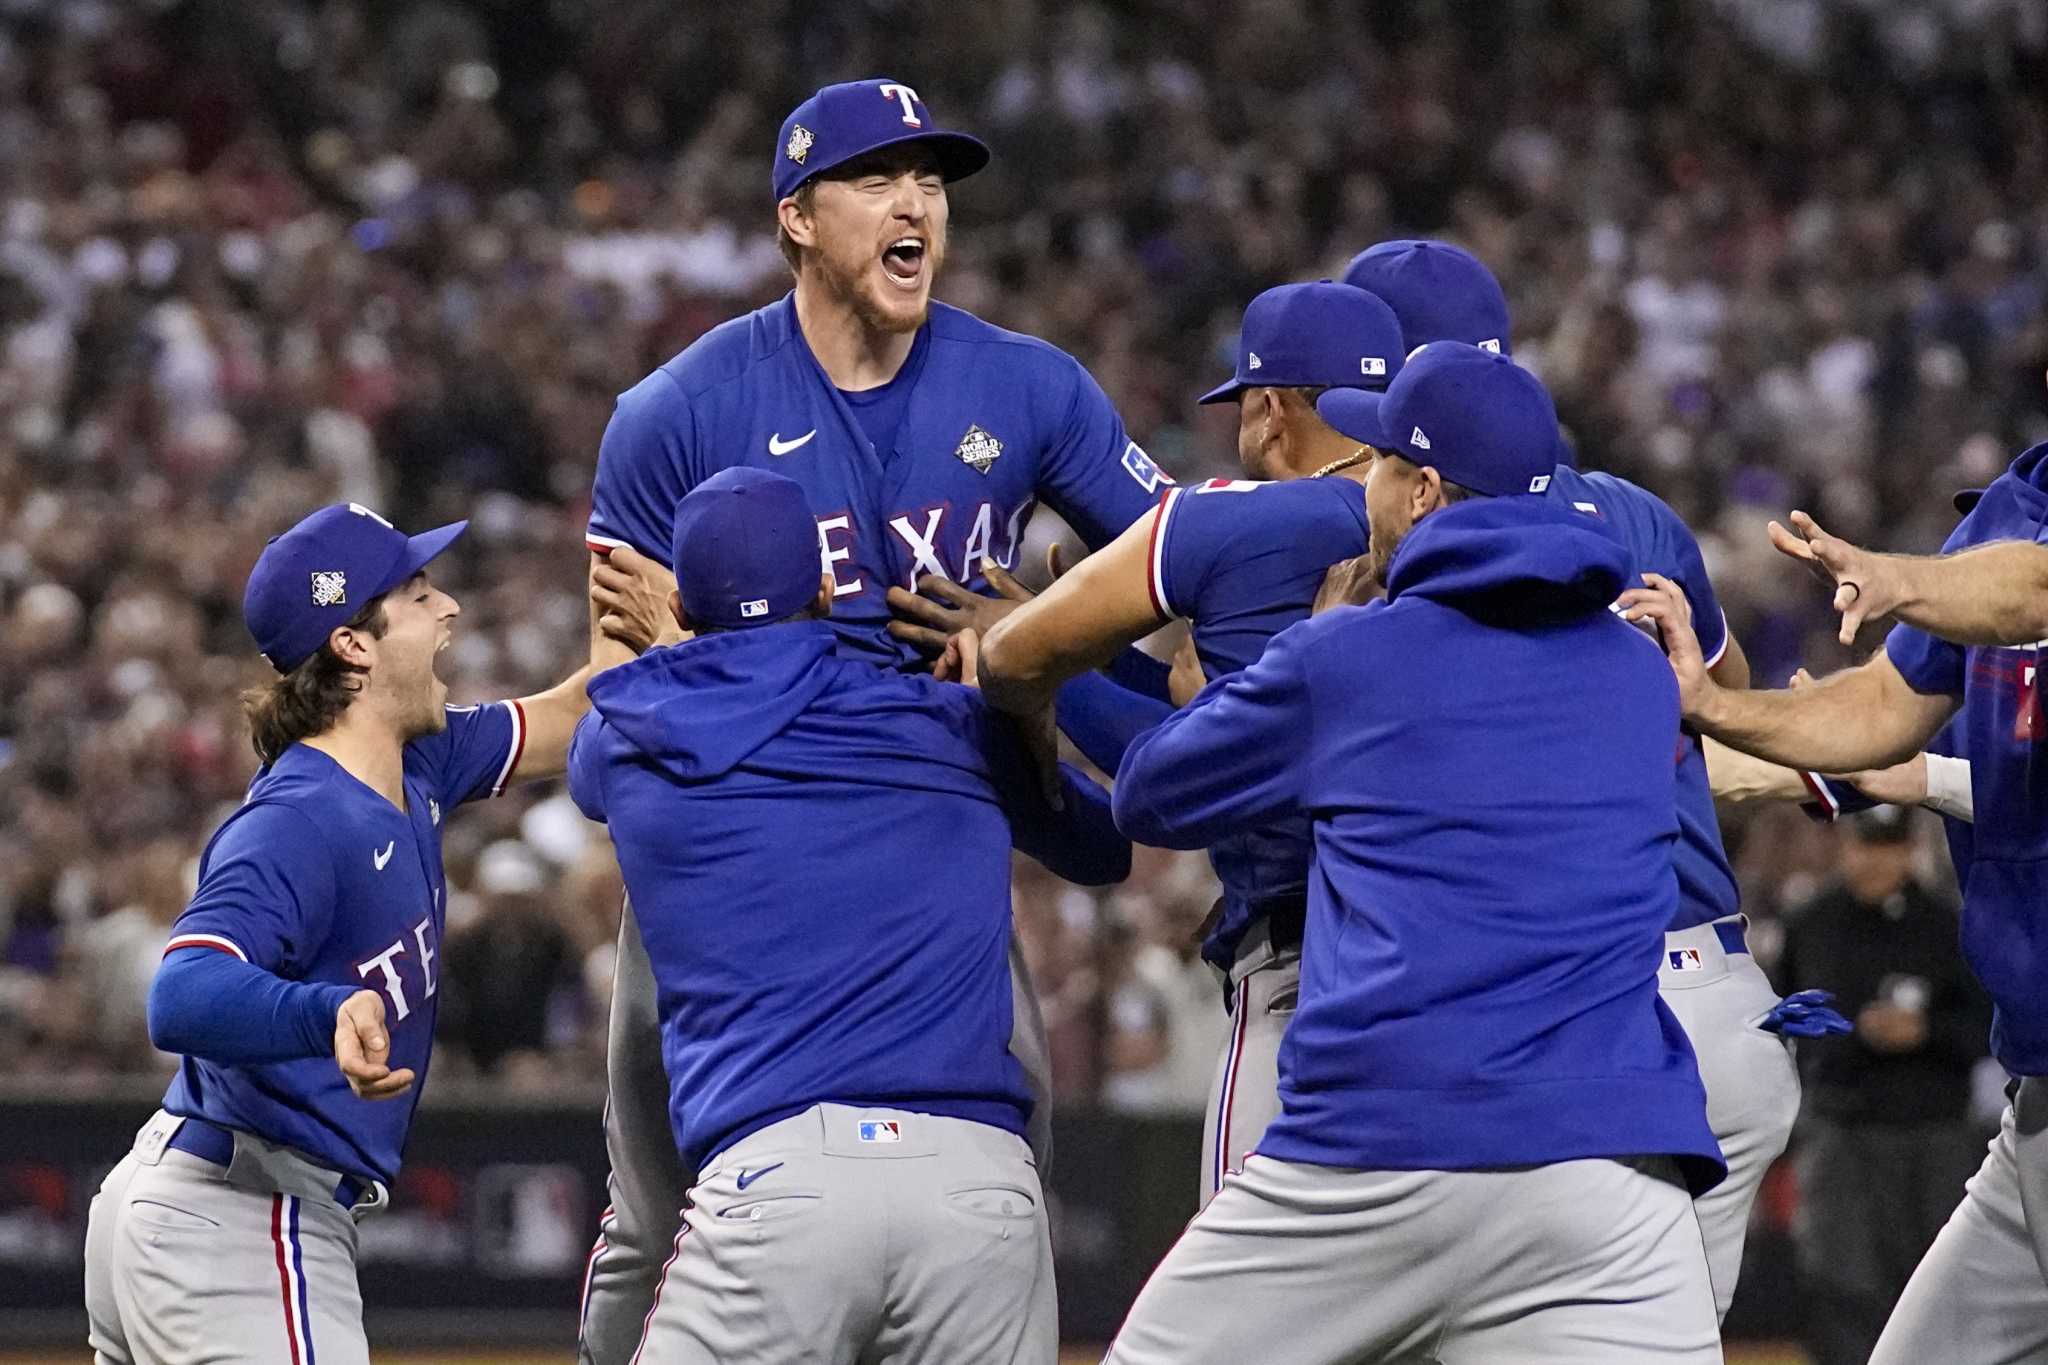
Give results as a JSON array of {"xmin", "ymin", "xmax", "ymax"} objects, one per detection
[
  {"xmin": 977, "ymin": 278, "xmax": 1406, "ymax": 1209},
  {"xmin": 1105, "ymin": 343, "xmax": 1725, "ymax": 1364},
  {"xmin": 575, "ymin": 77, "xmax": 1169, "ymax": 1364},
  {"xmin": 80, "ymin": 503, "xmax": 665, "ymax": 1365},
  {"xmin": 568, "ymin": 467, "xmax": 1128, "ymax": 1363},
  {"xmin": 1622, "ymin": 443, "xmax": 2048, "ymax": 1364}
]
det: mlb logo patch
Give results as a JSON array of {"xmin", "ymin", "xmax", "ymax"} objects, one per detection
[
  {"xmin": 858, "ymin": 1120, "xmax": 902, "ymax": 1144},
  {"xmin": 1528, "ymin": 474, "xmax": 1551, "ymax": 493},
  {"xmin": 1361, "ymin": 357, "xmax": 1386, "ymax": 376},
  {"xmin": 1668, "ymin": 948, "xmax": 1704, "ymax": 972},
  {"xmin": 740, "ymin": 598, "xmax": 770, "ymax": 619}
]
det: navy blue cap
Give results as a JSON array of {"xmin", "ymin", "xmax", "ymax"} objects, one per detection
[
  {"xmin": 1342, "ymin": 240, "xmax": 1512, "ymax": 356},
  {"xmin": 1317, "ymin": 342, "xmax": 1560, "ymax": 498},
  {"xmin": 672, "ymin": 468, "xmax": 823, "ymax": 630},
  {"xmin": 1198, "ymin": 282, "xmax": 1406, "ymax": 405},
  {"xmin": 244, "ymin": 504, "xmax": 466, "ymax": 673},
  {"xmin": 774, "ymin": 79, "xmax": 990, "ymax": 202}
]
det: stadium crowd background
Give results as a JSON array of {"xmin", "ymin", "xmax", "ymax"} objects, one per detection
[{"xmin": 0, "ymin": 0, "xmax": 2043, "ymax": 1138}]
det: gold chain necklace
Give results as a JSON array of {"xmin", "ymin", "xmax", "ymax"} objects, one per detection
[{"xmin": 1309, "ymin": 448, "xmax": 1369, "ymax": 480}]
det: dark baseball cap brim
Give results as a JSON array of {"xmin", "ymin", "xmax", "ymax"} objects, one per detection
[
  {"xmin": 1315, "ymin": 388, "xmax": 1389, "ymax": 448},
  {"xmin": 788, "ymin": 130, "xmax": 990, "ymax": 197},
  {"xmin": 389, "ymin": 521, "xmax": 467, "ymax": 592},
  {"xmin": 1198, "ymin": 377, "xmax": 1250, "ymax": 405},
  {"xmin": 1954, "ymin": 487, "xmax": 1986, "ymax": 514}
]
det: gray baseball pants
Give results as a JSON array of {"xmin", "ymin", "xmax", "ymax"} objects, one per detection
[
  {"xmin": 1106, "ymin": 1150, "xmax": 1721, "ymax": 1364},
  {"xmin": 578, "ymin": 899, "xmax": 1057, "ymax": 1364},
  {"xmin": 630, "ymin": 1104, "xmax": 1056, "ymax": 1364},
  {"xmin": 84, "ymin": 1111, "xmax": 383, "ymax": 1365},
  {"xmin": 1869, "ymin": 1080, "xmax": 2048, "ymax": 1364},
  {"xmin": 1199, "ymin": 919, "xmax": 1296, "ymax": 1206},
  {"xmin": 1658, "ymin": 915, "xmax": 1802, "ymax": 1321}
]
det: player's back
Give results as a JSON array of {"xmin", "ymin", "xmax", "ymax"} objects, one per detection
[
  {"xmin": 1545, "ymin": 465, "xmax": 1739, "ymax": 933},
  {"xmin": 568, "ymin": 619, "xmax": 1126, "ymax": 1169},
  {"xmin": 1150, "ymin": 475, "xmax": 1371, "ymax": 964}
]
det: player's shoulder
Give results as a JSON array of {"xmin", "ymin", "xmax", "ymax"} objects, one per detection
[
  {"xmin": 641, "ymin": 294, "xmax": 802, "ymax": 404},
  {"xmin": 200, "ymin": 786, "xmax": 337, "ymax": 873},
  {"xmin": 1169, "ymin": 475, "xmax": 1366, "ymax": 544},
  {"xmin": 926, "ymin": 302, "xmax": 1085, "ymax": 375}
]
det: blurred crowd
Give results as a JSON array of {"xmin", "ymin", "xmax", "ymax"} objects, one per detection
[{"xmin": 1, "ymin": 0, "xmax": 2044, "ymax": 1109}]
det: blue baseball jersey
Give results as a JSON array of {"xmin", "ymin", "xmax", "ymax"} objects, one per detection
[
  {"xmin": 589, "ymin": 294, "xmax": 1169, "ymax": 668},
  {"xmin": 1886, "ymin": 441, "xmax": 2048, "ymax": 1074},
  {"xmin": 160, "ymin": 702, "xmax": 524, "ymax": 1184},
  {"xmin": 1543, "ymin": 466, "xmax": 1736, "ymax": 933},
  {"xmin": 1147, "ymin": 476, "xmax": 1370, "ymax": 965}
]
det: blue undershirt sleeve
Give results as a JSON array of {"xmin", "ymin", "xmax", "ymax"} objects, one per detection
[{"xmin": 148, "ymin": 947, "xmax": 357, "ymax": 1065}]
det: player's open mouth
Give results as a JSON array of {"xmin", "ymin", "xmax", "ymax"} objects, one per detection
[{"xmin": 881, "ymin": 237, "xmax": 926, "ymax": 289}]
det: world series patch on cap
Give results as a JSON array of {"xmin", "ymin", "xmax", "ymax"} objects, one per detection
[
  {"xmin": 243, "ymin": 503, "xmax": 467, "ymax": 673},
  {"xmin": 774, "ymin": 78, "xmax": 990, "ymax": 202}
]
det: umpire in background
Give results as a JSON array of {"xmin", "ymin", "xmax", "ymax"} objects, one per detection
[{"xmin": 1776, "ymin": 805, "xmax": 1991, "ymax": 1365}]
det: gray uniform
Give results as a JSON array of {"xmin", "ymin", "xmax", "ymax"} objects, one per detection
[
  {"xmin": 632, "ymin": 1104, "xmax": 1054, "ymax": 1365},
  {"xmin": 1658, "ymin": 915, "xmax": 1802, "ymax": 1320},
  {"xmin": 578, "ymin": 901, "xmax": 1057, "ymax": 1365},
  {"xmin": 1868, "ymin": 1080, "xmax": 2048, "ymax": 1365},
  {"xmin": 1199, "ymin": 919, "xmax": 1297, "ymax": 1205},
  {"xmin": 1107, "ymin": 1152, "xmax": 1720, "ymax": 1364},
  {"xmin": 85, "ymin": 1110, "xmax": 386, "ymax": 1365}
]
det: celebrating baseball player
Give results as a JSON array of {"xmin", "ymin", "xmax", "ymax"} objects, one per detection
[
  {"xmin": 81, "ymin": 503, "xmax": 666, "ymax": 1365},
  {"xmin": 1102, "ymin": 343, "xmax": 1725, "ymax": 1363},
  {"xmin": 575, "ymin": 76, "xmax": 1169, "ymax": 1364},
  {"xmin": 1622, "ymin": 437, "xmax": 2048, "ymax": 1364},
  {"xmin": 567, "ymin": 467, "xmax": 1127, "ymax": 1363}
]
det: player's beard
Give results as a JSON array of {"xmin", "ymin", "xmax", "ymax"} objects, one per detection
[
  {"xmin": 1365, "ymin": 516, "xmax": 1411, "ymax": 590},
  {"xmin": 816, "ymin": 235, "xmax": 942, "ymax": 336}
]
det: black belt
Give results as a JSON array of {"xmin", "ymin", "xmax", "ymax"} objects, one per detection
[{"xmin": 167, "ymin": 1117, "xmax": 375, "ymax": 1208}]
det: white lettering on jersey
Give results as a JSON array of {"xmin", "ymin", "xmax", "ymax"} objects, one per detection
[
  {"xmin": 411, "ymin": 916, "xmax": 438, "ymax": 1002},
  {"xmin": 879, "ymin": 83, "xmax": 923, "ymax": 126},
  {"xmin": 816, "ymin": 514, "xmax": 862, "ymax": 597},
  {"xmin": 357, "ymin": 940, "xmax": 412, "ymax": 1022},
  {"xmin": 1195, "ymin": 479, "xmax": 1259, "ymax": 494},
  {"xmin": 888, "ymin": 507, "xmax": 950, "ymax": 583},
  {"xmin": 959, "ymin": 502, "xmax": 995, "ymax": 579}
]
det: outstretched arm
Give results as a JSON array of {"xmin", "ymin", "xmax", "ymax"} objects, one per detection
[{"xmin": 1772, "ymin": 510, "xmax": 2048, "ymax": 647}]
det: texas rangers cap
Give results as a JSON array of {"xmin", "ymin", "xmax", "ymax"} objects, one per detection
[
  {"xmin": 1317, "ymin": 341, "xmax": 1560, "ymax": 498},
  {"xmin": 1343, "ymin": 239, "xmax": 1512, "ymax": 357},
  {"xmin": 671, "ymin": 467, "xmax": 823, "ymax": 630},
  {"xmin": 243, "ymin": 503, "xmax": 467, "ymax": 673},
  {"xmin": 774, "ymin": 78, "xmax": 990, "ymax": 202},
  {"xmin": 1198, "ymin": 282, "xmax": 1406, "ymax": 406}
]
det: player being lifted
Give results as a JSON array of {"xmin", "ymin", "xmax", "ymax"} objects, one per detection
[
  {"xmin": 82, "ymin": 503, "xmax": 668, "ymax": 1365},
  {"xmin": 576, "ymin": 77, "xmax": 1167, "ymax": 1364}
]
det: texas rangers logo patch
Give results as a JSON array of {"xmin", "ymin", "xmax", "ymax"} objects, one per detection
[
  {"xmin": 785, "ymin": 124, "xmax": 815, "ymax": 165},
  {"xmin": 1668, "ymin": 948, "xmax": 1704, "ymax": 972},
  {"xmin": 310, "ymin": 570, "xmax": 348, "ymax": 607},
  {"xmin": 955, "ymin": 424, "xmax": 1003, "ymax": 474},
  {"xmin": 857, "ymin": 1120, "xmax": 902, "ymax": 1143}
]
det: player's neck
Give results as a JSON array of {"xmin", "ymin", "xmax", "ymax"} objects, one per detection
[
  {"xmin": 1291, "ymin": 438, "xmax": 1371, "ymax": 483},
  {"xmin": 303, "ymin": 704, "xmax": 409, "ymax": 812},
  {"xmin": 793, "ymin": 278, "xmax": 920, "ymax": 390}
]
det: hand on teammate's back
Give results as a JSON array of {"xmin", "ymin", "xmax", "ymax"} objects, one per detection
[
  {"xmin": 335, "ymin": 989, "xmax": 416, "ymax": 1101},
  {"xmin": 593, "ymin": 545, "xmax": 686, "ymax": 656},
  {"xmin": 1312, "ymin": 555, "xmax": 1377, "ymax": 615},
  {"xmin": 886, "ymin": 559, "xmax": 1035, "ymax": 654}
]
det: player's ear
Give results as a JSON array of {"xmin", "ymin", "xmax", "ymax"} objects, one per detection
[
  {"xmin": 326, "ymin": 623, "xmax": 375, "ymax": 669},
  {"xmin": 777, "ymin": 195, "xmax": 817, "ymax": 251},
  {"xmin": 1413, "ymin": 465, "xmax": 1445, "ymax": 520}
]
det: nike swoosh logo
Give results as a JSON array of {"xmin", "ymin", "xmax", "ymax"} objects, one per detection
[
  {"xmin": 767, "ymin": 430, "xmax": 816, "ymax": 457},
  {"xmin": 735, "ymin": 1163, "xmax": 783, "ymax": 1190},
  {"xmin": 373, "ymin": 841, "xmax": 394, "ymax": 871}
]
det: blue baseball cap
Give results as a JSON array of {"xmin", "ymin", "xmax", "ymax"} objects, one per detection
[
  {"xmin": 1317, "ymin": 342, "xmax": 1560, "ymax": 498},
  {"xmin": 1198, "ymin": 282, "xmax": 1406, "ymax": 406},
  {"xmin": 672, "ymin": 468, "xmax": 824, "ymax": 630},
  {"xmin": 1342, "ymin": 240, "xmax": 1512, "ymax": 356},
  {"xmin": 243, "ymin": 504, "xmax": 467, "ymax": 673},
  {"xmin": 774, "ymin": 79, "xmax": 990, "ymax": 203}
]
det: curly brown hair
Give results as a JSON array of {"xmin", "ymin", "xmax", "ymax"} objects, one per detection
[{"xmin": 240, "ymin": 597, "xmax": 389, "ymax": 767}]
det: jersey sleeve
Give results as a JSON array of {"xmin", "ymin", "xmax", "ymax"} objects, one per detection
[
  {"xmin": 1150, "ymin": 482, "xmax": 1249, "ymax": 620},
  {"xmin": 1036, "ymin": 355, "xmax": 1173, "ymax": 549},
  {"xmin": 166, "ymin": 802, "xmax": 339, "ymax": 975},
  {"xmin": 1599, "ymin": 475, "xmax": 1729, "ymax": 667},
  {"xmin": 588, "ymin": 371, "xmax": 695, "ymax": 558},
  {"xmin": 407, "ymin": 701, "xmax": 524, "ymax": 806},
  {"xmin": 1885, "ymin": 621, "xmax": 1966, "ymax": 697}
]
